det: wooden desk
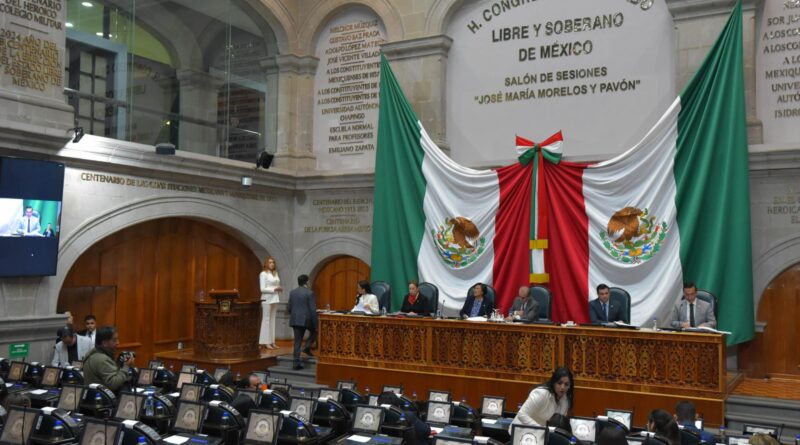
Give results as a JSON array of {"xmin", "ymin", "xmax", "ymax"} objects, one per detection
[
  {"xmin": 194, "ymin": 300, "xmax": 261, "ymax": 359},
  {"xmin": 316, "ymin": 314, "xmax": 726, "ymax": 426}
]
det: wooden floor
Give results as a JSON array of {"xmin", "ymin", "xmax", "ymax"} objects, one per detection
[
  {"xmin": 154, "ymin": 340, "xmax": 294, "ymax": 375},
  {"xmin": 730, "ymin": 375, "xmax": 800, "ymax": 401}
]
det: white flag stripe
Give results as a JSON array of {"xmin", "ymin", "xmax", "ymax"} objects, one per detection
[
  {"xmin": 584, "ymin": 98, "xmax": 683, "ymax": 326},
  {"xmin": 417, "ymin": 125, "xmax": 500, "ymax": 314}
]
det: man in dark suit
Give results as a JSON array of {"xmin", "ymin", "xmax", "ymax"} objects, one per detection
[
  {"xmin": 459, "ymin": 283, "xmax": 494, "ymax": 319},
  {"xmin": 508, "ymin": 286, "xmax": 539, "ymax": 321},
  {"xmin": 287, "ymin": 274, "xmax": 318, "ymax": 370},
  {"xmin": 589, "ymin": 283, "xmax": 623, "ymax": 323}
]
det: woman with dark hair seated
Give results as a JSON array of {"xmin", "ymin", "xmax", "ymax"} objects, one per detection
[
  {"xmin": 510, "ymin": 367, "xmax": 574, "ymax": 432},
  {"xmin": 351, "ymin": 280, "xmax": 379, "ymax": 315},
  {"xmin": 459, "ymin": 283, "xmax": 493, "ymax": 319},
  {"xmin": 648, "ymin": 409, "xmax": 680, "ymax": 445},
  {"xmin": 596, "ymin": 426, "xmax": 629, "ymax": 445},
  {"xmin": 400, "ymin": 280, "xmax": 430, "ymax": 315}
]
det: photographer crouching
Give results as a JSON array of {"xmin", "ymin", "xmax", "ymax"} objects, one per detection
[{"xmin": 83, "ymin": 326, "xmax": 135, "ymax": 392}]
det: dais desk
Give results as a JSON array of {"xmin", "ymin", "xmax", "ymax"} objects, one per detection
[{"xmin": 316, "ymin": 314, "xmax": 726, "ymax": 427}]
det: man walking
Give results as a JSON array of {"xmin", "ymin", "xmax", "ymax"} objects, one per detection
[{"xmin": 287, "ymin": 274, "xmax": 318, "ymax": 370}]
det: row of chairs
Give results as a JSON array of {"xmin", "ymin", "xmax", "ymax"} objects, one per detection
[{"xmin": 370, "ymin": 281, "xmax": 719, "ymax": 324}]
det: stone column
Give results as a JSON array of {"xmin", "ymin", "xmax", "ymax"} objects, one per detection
[
  {"xmin": 381, "ymin": 35, "xmax": 453, "ymax": 153},
  {"xmin": 261, "ymin": 54, "xmax": 318, "ymax": 170},
  {"xmin": 176, "ymin": 69, "xmax": 223, "ymax": 156}
]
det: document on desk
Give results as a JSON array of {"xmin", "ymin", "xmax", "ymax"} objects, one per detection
[
  {"xmin": 163, "ymin": 436, "xmax": 190, "ymax": 444},
  {"xmin": 28, "ymin": 389, "xmax": 48, "ymax": 395},
  {"xmin": 347, "ymin": 434, "xmax": 371, "ymax": 443},
  {"xmin": 481, "ymin": 418, "xmax": 497, "ymax": 424},
  {"xmin": 466, "ymin": 316, "xmax": 488, "ymax": 322}
]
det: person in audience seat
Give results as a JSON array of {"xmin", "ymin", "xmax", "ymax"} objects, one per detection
[
  {"xmin": 674, "ymin": 400, "xmax": 714, "ymax": 443},
  {"xmin": 82, "ymin": 326, "xmax": 134, "ymax": 392},
  {"xmin": 648, "ymin": 409, "xmax": 680, "ymax": 445},
  {"xmin": 510, "ymin": 367, "xmax": 574, "ymax": 432},
  {"xmin": 400, "ymin": 280, "xmax": 430, "ymax": 315},
  {"xmin": 596, "ymin": 425, "xmax": 628, "ymax": 445}
]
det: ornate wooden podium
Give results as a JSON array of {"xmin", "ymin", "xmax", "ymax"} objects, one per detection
[{"xmin": 194, "ymin": 289, "xmax": 260, "ymax": 359}]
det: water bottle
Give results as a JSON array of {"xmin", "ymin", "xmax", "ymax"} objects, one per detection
[
  {"xmin": 412, "ymin": 391, "xmax": 417, "ymax": 400},
  {"xmin": 719, "ymin": 426, "xmax": 726, "ymax": 440},
  {"xmin": 381, "ymin": 307, "xmax": 387, "ymax": 316},
  {"xmin": 137, "ymin": 436, "xmax": 146, "ymax": 445},
  {"xmin": 794, "ymin": 434, "xmax": 799, "ymax": 445},
  {"xmin": 297, "ymin": 421, "xmax": 306, "ymax": 438},
  {"xmin": 144, "ymin": 395, "xmax": 155, "ymax": 417},
  {"xmin": 365, "ymin": 386, "xmax": 370, "ymax": 395},
  {"xmin": 52, "ymin": 420, "xmax": 64, "ymax": 440},
  {"xmin": 155, "ymin": 402, "xmax": 164, "ymax": 417},
  {"xmin": 221, "ymin": 412, "xmax": 230, "ymax": 428},
  {"xmin": 94, "ymin": 393, "xmax": 102, "ymax": 406},
  {"xmin": 399, "ymin": 414, "xmax": 406, "ymax": 425},
  {"xmin": 570, "ymin": 437, "xmax": 578, "ymax": 445},
  {"xmin": 328, "ymin": 405, "xmax": 335, "ymax": 419},
  {"xmin": 652, "ymin": 318, "xmax": 658, "ymax": 330}
]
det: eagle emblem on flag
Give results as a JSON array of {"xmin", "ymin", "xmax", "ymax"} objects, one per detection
[
  {"xmin": 600, "ymin": 207, "xmax": 667, "ymax": 264},
  {"xmin": 432, "ymin": 216, "xmax": 487, "ymax": 269}
]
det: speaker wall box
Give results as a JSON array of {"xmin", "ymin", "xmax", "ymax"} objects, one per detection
[{"xmin": 155, "ymin": 143, "xmax": 176, "ymax": 155}]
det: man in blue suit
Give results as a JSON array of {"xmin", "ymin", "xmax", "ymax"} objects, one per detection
[{"xmin": 588, "ymin": 283, "xmax": 624, "ymax": 323}]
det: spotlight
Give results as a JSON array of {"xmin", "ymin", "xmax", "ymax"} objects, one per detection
[
  {"xmin": 241, "ymin": 176, "xmax": 253, "ymax": 187},
  {"xmin": 155, "ymin": 143, "xmax": 176, "ymax": 155},
  {"xmin": 70, "ymin": 127, "xmax": 84, "ymax": 143},
  {"xmin": 255, "ymin": 150, "xmax": 274, "ymax": 170}
]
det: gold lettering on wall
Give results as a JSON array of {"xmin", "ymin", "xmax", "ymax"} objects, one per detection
[
  {"xmin": 303, "ymin": 196, "xmax": 373, "ymax": 233},
  {"xmin": 0, "ymin": 28, "xmax": 62, "ymax": 91}
]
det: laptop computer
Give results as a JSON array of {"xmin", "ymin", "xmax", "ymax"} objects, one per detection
[
  {"xmin": 480, "ymin": 395, "xmax": 505, "ymax": 418},
  {"xmin": 318, "ymin": 388, "xmax": 341, "ymax": 402},
  {"xmin": 570, "ymin": 416, "xmax": 597, "ymax": 443},
  {"xmin": 57, "ymin": 384, "xmax": 85, "ymax": 412},
  {"xmin": 428, "ymin": 390, "xmax": 451, "ymax": 402},
  {"xmin": 606, "ymin": 409, "xmax": 634, "ymax": 429},
  {"xmin": 179, "ymin": 383, "xmax": 204, "ymax": 403},
  {"xmin": 243, "ymin": 410, "xmax": 281, "ymax": 445},
  {"xmin": 114, "ymin": 392, "xmax": 144, "ymax": 421},
  {"xmin": 0, "ymin": 406, "xmax": 39, "ymax": 445},
  {"xmin": 176, "ymin": 372, "xmax": 194, "ymax": 390},
  {"xmin": 289, "ymin": 397, "xmax": 317, "ymax": 422},
  {"xmin": 512, "ymin": 424, "xmax": 546, "ymax": 445},
  {"xmin": 426, "ymin": 401, "xmax": 454, "ymax": 427},
  {"xmin": 351, "ymin": 405, "xmax": 385, "ymax": 436},
  {"xmin": 172, "ymin": 401, "xmax": 206, "ymax": 434},
  {"xmin": 79, "ymin": 418, "xmax": 122, "ymax": 445}
]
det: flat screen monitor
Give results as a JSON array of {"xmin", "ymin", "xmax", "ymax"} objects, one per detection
[
  {"xmin": 726, "ymin": 436, "xmax": 751, "ymax": 445},
  {"xmin": 606, "ymin": 409, "xmax": 633, "ymax": 429},
  {"xmin": 80, "ymin": 419, "xmax": 121, "ymax": 445},
  {"xmin": 7, "ymin": 361, "xmax": 26, "ymax": 382},
  {"xmin": 176, "ymin": 372, "xmax": 194, "ymax": 389},
  {"xmin": 289, "ymin": 397, "xmax": 316, "ymax": 421},
  {"xmin": 41, "ymin": 367, "xmax": 61, "ymax": 387},
  {"xmin": 173, "ymin": 402, "xmax": 205, "ymax": 434},
  {"xmin": 433, "ymin": 438, "xmax": 471, "ymax": 445},
  {"xmin": 70, "ymin": 361, "xmax": 83, "ymax": 370},
  {"xmin": 512, "ymin": 424, "xmax": 547, "ymax": 445},
  {"xmin": 147, "ymin": 360, "xmax": 162, "ymax": 370},
  {"xmin": 426, "ymin": 401, "xmax": 453, "ymax": 426},
  {"xmin": 235, "ymin": 389, "xmax": 260, "ymax": 404},
  {"xmin": 57, "ymin": 384, "xmax": 85, "ymax": 411},
  {"xmin": 179, "ymin": 383, "xmax": 203, "ymax": 403},
  {"xmin": 481, "ymin": 395, "xmax": 505, "ymax": 417},
  {"xmin": 114, "ymin": 392, "xmax": 143, "ymax": 421},
  {"xmin": 570, "ymin": 417, "xmax": 597, "ymax": 443},
  {"xmin": 336, "ymin": 380, "xmax": 355, "ymax": 390},
  {"xmin": 0, "ymin": 407, "xmax": 39, "ymax": 445},
  {"xmin": 0, "ymin": 157, "xmax": 65, "ymax": 277},
  {"xmin": 381, "ymin": 385, "xmax": 402, "ymax": 395},
  {"xmin": 367, "ymin": 395, "xmax": 379, "ymax": 406},
  {"xmin": 244, "ymin": 410, "xmax": 281, "ymax": 445},
  {"xmin": 428, "ymin": 390, "xmax": 450, "ymax": 402},
  {"xmin": 318, "ymin": 388, "xmax": 341, "ymax": 401},
  {"xmin": 137, "ymin": 368, "xmax": 154, "ymax": 387},
  {"xmin": 352, "ymin": 405, "xmax": 384, "ymax": 435},
  {"xmin": 180, "ymin": 364, "xmax": 196, "ymax": 374},
  {"xmin": 251, "ymin": 371, "xmax": 268, "ymax": 383}
]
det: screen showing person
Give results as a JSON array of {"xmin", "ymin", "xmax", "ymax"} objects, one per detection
[
  {"xmin": 318, "ymin": 389, "xmax": 341, "ymax": 401},
  {"xmin": 114, "ymin": 393, "xmax": 143, "ymax": 421},
  {"xmin": 428, "ymin": 390, "xmax": 450, "ymax": 402},
  {"xmin": 512, "ymin": 425, "xmax": 546, "ymax": 445},
  {"xmin": 570, "ymin": 417, "xmax": 597, "ymax": 443},
  {"xmin": 173, "ymin": 402, "xmax": 205, "ymax": 434},
  {"xmin": 481, "ymin": 396, "xmax": 505, "ymax": 417},
  {"xmin": 289, "ymin": 397, "xmax": 315, "ymax": 421},
  {"xmin": 7, "ymin": 361, "xmax": 26, "ymax": 381},
  {"xmin": 381, "ymin": 385, "xmax": 402, "ymax": 395},
  {"xmin": 336, "ymin": 381, "xmax": 355, "ymax": 390},
  {"xmin": 606, "ymin": 409, "xmax": 633, "ymax": 429},
  {"xmin": 80, "ymin": 419, "xmax": 121, "ymax": 445},
  {"xmin": 352, "ymin": 405, "xmax": 383, "ymax": 434},
  {"xmin": 180, "ymin": 383, "xmax": 204, "ymax": 403},
  {"xmin": 176, "ymin": 372, "xmax": 194, "ymax": 389},
  {"xmin": 180, "ymin": 364, "xmax": 196, "ymax": 374},
  {"xmin": 137, "ymin": 368, "xmax": 154, "ymax": 386},
  {"xmin": 426, "ymin": 401, "xmax": 453, "ymax": 425},
  {"xmin": 41, "ymin": 367, "xmax": 61, "ymax": 387},
  {"xmin": 58, "ymin": 385, "xmax": 85, "ymax": 411},
  {"xmin": 244, "ymin": 411, "xmax": 280, "ymax": 445},
  {"xmin": 0, "ymin": 407, "xmax": 39, "ymax": 445}
]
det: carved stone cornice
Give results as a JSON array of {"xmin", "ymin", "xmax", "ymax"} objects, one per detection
[
  {"xmin": 381, "ymin": 35, "xmax": 454, "ymax": 61},
  {"xmin": 261, "ymin": 54, "xmax": 319, "ymax": 75},
  {"xmin": 667, "ymin": 0, "xmax": 757, "ymax": 20}
]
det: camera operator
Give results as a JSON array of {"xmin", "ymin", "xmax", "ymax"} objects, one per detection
[{"xmin": 82, "ymin": 326, "xmax": 135, "ymax": 392}]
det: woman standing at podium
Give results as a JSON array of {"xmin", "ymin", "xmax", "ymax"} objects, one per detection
[{"xmin": 259, "ymin": 257, "xmax": 282, "ymax": 350}]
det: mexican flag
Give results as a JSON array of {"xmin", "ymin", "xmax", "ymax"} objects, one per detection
[{"xmin": 371, "ymin": 2, "xmax": 753, "ymax": 345}]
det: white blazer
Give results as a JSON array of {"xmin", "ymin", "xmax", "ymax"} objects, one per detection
[
  {"xmin": 260, "ymin": 270, "xmax": 281, "ymax": 304},
  {"xmin": 51, "ymin": 335, "xmax": 94, "ymax": 367}
]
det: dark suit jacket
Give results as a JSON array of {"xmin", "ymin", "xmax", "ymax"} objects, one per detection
[
  {"xmin": 400, "ymin": 293, "xmax": 430, "ymax": 315},
  {"xmin": 459, "ymin": 296, "xmax": 493, "ymax": 318},
  {"xmin": 510, "ymin": 297, "xmax": 539, "ymax": 321},
  {"xmin": 588, "ymin": 298, "xmax": 623, "ymax": 323},
  {"xmin": 287, "ymin": 286, "xmax": 318, "ymax": 330}
]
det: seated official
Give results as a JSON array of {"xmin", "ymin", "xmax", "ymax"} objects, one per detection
[
  {"xmin": 459, "ymin": 283, "xmax": 494, "ymax": 319},
  {"xmin": 51, "ymin": 327, "xmax": 93, "ymax": 367},
  {"xmin": 400, "ymin": 280, "xmax": 430, "ymax": 315},
  {"xmin": 508, "ymin": 286, "xmax": 539, "ymax": 321},
  {"xmin": 670, "ymin": 282, "xmax": 716, "ymax": 329},
  {"xmin": 675, "ymin": 400, "xmax": 714, "ymax": 443},
  {"xmin": 589, "ymin": 283, "xmax": 624, "ymax": 324},
  {"xmin": 82, "ymin": 326, "xmax": 135, "ymax": 392},
  {"xmin": 351, "ymin": 280, "xmax": 380, "ymax": 314}
]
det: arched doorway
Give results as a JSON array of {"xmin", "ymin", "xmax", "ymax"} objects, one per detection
[
  {"xmin": 57, "ymin": 217, "xmax": 262, "ymax": 363},
  {"xmin": 312, "ymin": 256, "xmax": 371, "ymax": 311},
  {"xmin": 738, "ymin": 262, "xmax": 800, "ymax": 378}
]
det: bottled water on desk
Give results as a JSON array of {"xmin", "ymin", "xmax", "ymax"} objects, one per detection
[
  {"xmin": 652, "ymin": 318, "xmax": 658, "ymax": 331},
  {"xmin": 137, "ymin": 436, "xmax": 146, "ymax": 445},
  {"xmin": 329, "ymin": 405, "xmax": 335, "ymax": 419},
  {"xmin": 221, "ymin": 412, "xmax": 230, "ymax": 427},
  {"xmin": 144, "ymin": 395, "xmax": 155, "ymax": 417},
  {"xmin": 52, "ymin": 420, "xmax": 64, "ymax": 440}
]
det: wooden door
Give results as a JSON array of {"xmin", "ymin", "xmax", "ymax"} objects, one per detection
[
  {"xmin": 313, "ymin": 256, "xmax": 370, "ymax": 311},
  {"xmin": 57, "ymin": 286, "xmax": 117, "ymax": 334},
  {"xmin": 738, "ymin": 263, "xmax": 800, "ymax": 377}
]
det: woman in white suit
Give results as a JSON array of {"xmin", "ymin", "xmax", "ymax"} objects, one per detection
[{"xmin": 259, "ymin": 257, "xmax": 282, "ymax": 349}]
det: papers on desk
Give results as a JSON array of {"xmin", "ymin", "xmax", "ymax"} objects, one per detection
[
  {"xmin": 28, "ymin": 389, "xmax": 48, "ymax": 395},
  {"xmin": 347, "ymin": 435, "xmax": 372, "ymax": 443},
  {"xmin": 163, "ymin": 436, "xmax": 190, "ymax": 444},
  {"xmin": 466, "ymin": 316, "xmax": 488, "ymax": 322},
  {"xmin": 168, "ymin": 392, "xmax": 180, "ymax": 398},
  {"xmin": 4, "ymin": 383, "xmax": 12, "ymax": 387},
  {"xmin": 683, "ymin": 326, "xmax": 732, "ymax": 335},
  {"xmin": 474, "ymin": 437, "xmax": 491, "ymax": 444},
  {"xmin": 430, "ymin": 427, "xmax": 444, "ymax": 434},
  {"xmin": 481, "ymin": 418, "xmax": 497, "ymax": 425}
]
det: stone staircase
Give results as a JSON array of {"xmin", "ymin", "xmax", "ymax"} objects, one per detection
[
  {"xmin": 267, "ymin": 354, "xmax": 326, "ymax": 389},
  {"xmin": 725, "ymin": 395, "xmax": 800, "ymax": 442}
]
